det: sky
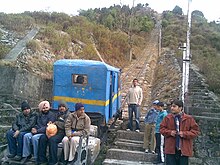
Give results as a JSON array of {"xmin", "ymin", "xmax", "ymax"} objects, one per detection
[{"xmin": 0, "ymin": 0, "xmax": 219, "ymax": 22}]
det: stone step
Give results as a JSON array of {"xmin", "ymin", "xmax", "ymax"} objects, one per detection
[
  {"xmin": 103, "ymin": 159, "xmax": 154, "ymax": 165},
  {"xmin": 188, "ymin": 95, "xmax": 214, "ymax": 101},
  {"xmin": 106, "ymin": 148, "xmax": 157, "ymax": 162},
  {"xmin": 0, "ymin": 109, "xmax": 17, "ymax": 116},
  {"xmin": 116, "ymin": 130, "xmax": 144, "ymax": 141},
  {"xmin": 0, "ymin": 116, "xmax": 15, "ymax": 125},
  {"xmin": 190, "ymin": 103, "xmax": 220, "ymax": 109},
  {"xmin": 120, "ymin": 120, "xmax": 145, "ymax": 132},
  {"xmin": 114, "ymin": 138, "xmax": 144, "ymax": 151},
  {"xmin": 188, "ymin": 89, "xmax": 209, "ymax": 93},
  {"xmin": 0, "ymin": 144, "xmax": 7, "ymax": 153},
  {"xmin": 189, "ymin": 99, "xmax": 219, "ymax": 105},
  {"xmin": 201, "ymin": 112, "xmax": 220, "ymax": 118},
  {"xmin": 188, "ymin": 107, "xmax": 220, "ymax": 115},
  {"xmin": 0, "ymin": 126, "xmax": 10, "ymax": 145}
]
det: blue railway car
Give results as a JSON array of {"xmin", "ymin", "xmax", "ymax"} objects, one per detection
[{"xmin": 52, "ymin": 59, "xmax": 121, "ymax": 124}]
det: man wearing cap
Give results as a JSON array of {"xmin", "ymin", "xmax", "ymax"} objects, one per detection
[
  {"xmin": 160, "ymin": 100, "xmax": 199, "ymax": 165},
  {"xmin": 6, "ymin": 101, "xmax": 36, "ymax": 161},
  {"xmin": 37, "ymin": 101, "xmax": 70, "ymax": 165},
  {"xmin": 23, "ymin": 101, "xmax": 56, "ymax": 162},
  {"xmin": 62, "ymin": 103, "xmax": 91, "ymax": 163},
  {"xmin": 126, "ymin": 78, "xmax": 143, "ymax": 132},
  {"xmin": 154, "ymin": 101, "xmax": 168, "ymax": 164},
  {"xmin": 143, "ymin": 100, "xmax": 159, "ymax": 154}
]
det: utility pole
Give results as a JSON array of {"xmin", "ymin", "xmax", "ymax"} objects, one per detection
[
  {"xmin": 181, "ymin": 0, "xmax": 192, "ymax": 113},
  {"xmin": 129, "ymin": 0, "xmax": 135, "ymax": 61}
]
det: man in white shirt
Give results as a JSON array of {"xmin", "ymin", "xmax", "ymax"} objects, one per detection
[{"xmin": 126, "ymin": 78, "xmax": 143, "ymax": 132}]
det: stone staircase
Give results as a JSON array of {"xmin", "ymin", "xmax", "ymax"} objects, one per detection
[
  {"xmin": 103, "ymin": 120, "xmax": 157, "ymax": 165},
  {"xmin": 0, "ymin": 108, "xmax": 18, "ymax": 159},
  {"xmin": 187, "ymin": 65, "xmax": 220, "ymax": 116}
]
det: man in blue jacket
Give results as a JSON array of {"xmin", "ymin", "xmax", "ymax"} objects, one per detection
[
  {"xmin": 6, "ymin": 101, "xmax": 36, "ymax": 161},
  {"xmin": 143, "ymin": 100, "xmax": 159, "ymax": 154}
]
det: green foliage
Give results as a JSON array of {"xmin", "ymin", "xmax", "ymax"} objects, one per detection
[
  {"xmin": 162, "ymin": 9, "xmax": 220, "ymax": 94},
  {"xmin": 26, "ymin": 40, "xmax": 40, "ymax": 53},
  {"xmin": 0, "ymin": 13, "xmax": 34, "ymax": 32},
  {"xmin": 172, "ymin": 6, "xmax": 183, "ymax": 15},
  {"xmin": 41, "ymin": 26, "xmax": 71, "ymax": 53},
  {"xmin": 79, "ymin": 3, "xmax": 155, "ymax": 35},
  {"xmin": 0, "ymin": 43, "xmax": 10, "ymax": 58}
]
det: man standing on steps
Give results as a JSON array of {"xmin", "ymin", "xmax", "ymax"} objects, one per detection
[
  {"xmin": 154, "ymin": 101, "xmax": 167, "ymax": 164},
  {"xmin": 160, "ymin": 100, "xmax": 199, "ymax": 165},
  {"xmin": 126, "ymin": 78, "xmax": 143, "ymax": 132},
  {"xmin": 143, "ymin": 100, "xmax": 159, "ymax": 154}
]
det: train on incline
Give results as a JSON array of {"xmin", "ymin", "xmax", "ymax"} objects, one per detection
[{"xmin": 52, "ymin": 59, "xmax": 122, "ymax": 135}]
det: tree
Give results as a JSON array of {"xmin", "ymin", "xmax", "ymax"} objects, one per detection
[{"xmin": 172, "ymin": 6, "xmax": 183, "ymax": 15}]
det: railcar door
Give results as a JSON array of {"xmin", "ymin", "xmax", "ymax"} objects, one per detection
[{"xmin": 109, "ymin": 71, "xmax": 117, "ymax": 119}]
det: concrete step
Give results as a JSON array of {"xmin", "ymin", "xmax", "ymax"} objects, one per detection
[
  {"xmin": 116, "ymin": 130, "xmax": 144, "ymax": 141},
  {"xmin": 114, "ymin": 138, "xmax": 144, "ymax": 151},
  {"xmin": 103, "ymin": 159, "xmax": 154, "ymax": 165},
  {"xmin": 106, "ymin": 148, "xmax": 157, "ymax": 162}
]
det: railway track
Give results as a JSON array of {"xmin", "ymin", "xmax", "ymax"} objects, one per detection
[
  {"xmin": 102, "ymin": 26, "xmax": 161, "ymax": 165},
  {"xmin": 119, "ymin": 28, "xmax": 160, "ymax": 120}
]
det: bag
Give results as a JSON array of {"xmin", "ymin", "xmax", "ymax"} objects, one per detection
[{"xmin": 46, "ymin": 123, "xmax": 58, "ymax": 138}]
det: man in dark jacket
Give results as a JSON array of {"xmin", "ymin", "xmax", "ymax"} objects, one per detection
[
  {"xmin": 37, "ymin": 101, "xmax": 70, "ymax": 165},
  {"xmin": 160, "ymin": 100, "xmax": 199, "ymax": 165},
  {"xmin": 6, "ymin": 101, "xmax": 36, "ymax": 161},
  {"xmin": 22, "ymin": 101, "xmax": 55, "ymax": 162}
]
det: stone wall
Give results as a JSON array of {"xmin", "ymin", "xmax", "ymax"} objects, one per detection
[
  {"xmin": 189, "ymin": 116, "xmax": 220, "ymax": 165},
  {"xmin": 0, "ymin": 65, "xmax": 53, "ymax": 107}
]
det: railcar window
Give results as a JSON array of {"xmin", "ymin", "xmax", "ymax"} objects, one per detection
[{"xmin": 72, "ymin": 74, "xmax": 87, "ymax": 85}]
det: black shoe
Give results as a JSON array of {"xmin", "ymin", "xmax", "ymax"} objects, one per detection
[
  {"xmin": 7, "ymin": 154, "xmax": 16, "ymax": 158},
  {"xmin": 13, "ymin": 155, "xmax": 22, "ymax": 161},
  {"xmin": 153, "ymin": 160, "xmax": 164, "ymax": 164}
]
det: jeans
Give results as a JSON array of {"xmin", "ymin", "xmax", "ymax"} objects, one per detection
[
  {"xmin": 166, "ymin": 150, "xmax": 189, "ymax": 165},
  {"xmin": 6, "ymin": 129, "xmax": 27, "ymax": 156},
  {"xmin": 38, "ymin": 133, "xmax": 65, "ymax": 165},
  {"xmin": 23, "ymin": 133, "xmax": 43, "ymax": 160},
  {"xmin": 128, "ymin": 104, "xmax": 140, "ymax": 130}
]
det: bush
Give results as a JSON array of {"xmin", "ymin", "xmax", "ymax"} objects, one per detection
[
  {"xmin": 0, "ymin": 44, "xmax": 10, "ymax": 59},
  {"xmin": 26, "ymin": 40, "xmax": 40, "ymax": 53}
]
